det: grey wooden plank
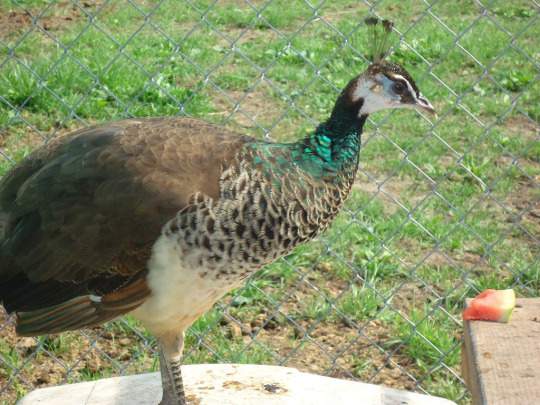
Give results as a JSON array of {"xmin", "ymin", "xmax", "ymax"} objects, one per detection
[{"xmin": 462, "ymin": 298, "xmax": 540, "ymax": 405}]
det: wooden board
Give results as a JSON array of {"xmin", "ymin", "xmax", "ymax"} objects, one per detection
[{"xmin": 462, "ymin": 298, "xmax": 540, "ymax": 405}]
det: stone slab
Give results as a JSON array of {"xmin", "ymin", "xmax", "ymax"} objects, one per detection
[{"xmin": 18, "ymin": 363, "xmax": 457, "ymax": 405}]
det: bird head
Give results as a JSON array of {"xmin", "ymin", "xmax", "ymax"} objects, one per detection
[
  {"xmin": 328, "ymin": 17, "xmax": 435, "ymax": 131},
  {"xmin": 351, "ymin": 61, "xmax": 435, "ymax": 115}
]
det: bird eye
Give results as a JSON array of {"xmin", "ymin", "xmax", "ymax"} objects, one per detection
[{"xmin": 393, "ymin": 81, "xmax": 406, "ymax": 94}]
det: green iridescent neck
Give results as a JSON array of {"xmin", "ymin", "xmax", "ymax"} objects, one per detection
[
  {"xmin": 248, "ymin": 85, "xmax": 368, "ymax": 181},
  {"xmin": 293, "ymin": 110, "xmax": 368, "ymax": 176},
  {"xmin": 248, "ymin": 114, "xmax": 367, "ymax": 183}
]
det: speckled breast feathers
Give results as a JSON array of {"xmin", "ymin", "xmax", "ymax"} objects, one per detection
[{"xmin": 162, "ymin": 146, "xmax": 357, "ymax": 284}]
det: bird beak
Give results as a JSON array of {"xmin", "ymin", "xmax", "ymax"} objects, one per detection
[{"xmin": 415, "ymin": 94, "xmax": 436, "ymax": 115}]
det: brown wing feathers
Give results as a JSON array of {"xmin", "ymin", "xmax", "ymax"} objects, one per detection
[
  {"xmin": 16, "ymin": 276, "xmax": 151, "ymax": 336},
  {"xmin": 0, "ymin": 118, "xmax": 249, "ymax": 335}
]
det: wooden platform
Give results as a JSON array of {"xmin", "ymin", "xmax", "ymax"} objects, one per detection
[
  {"xmin": 17, "ymin": 364, "xmax": 457, "ymax": 405},
  {"xmin": 462, "ymin": 298, "xmax": 540, "ymax": 405}
]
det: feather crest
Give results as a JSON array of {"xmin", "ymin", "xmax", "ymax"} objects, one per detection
[{"xmin": 365, "ymin": 17, "xmax": 394, "ymax": 62}]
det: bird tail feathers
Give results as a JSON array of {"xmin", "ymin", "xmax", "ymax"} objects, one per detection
[{"xmin": 16, "ymin": 278, "xmax": 150, "ymax": 336}]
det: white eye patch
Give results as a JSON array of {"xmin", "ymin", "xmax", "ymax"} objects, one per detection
[
  {"xmin": 392, "ymin": 74, "xmax": 417, "ymax": 101},
  {"xmin": 354, "ymin": 74, "xmax": 401, "ymax": 115}
]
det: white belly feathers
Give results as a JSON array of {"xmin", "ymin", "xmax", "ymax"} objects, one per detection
[{"xmin": 131, "ymin": 233, "xmax": 234, "ymax": 336}]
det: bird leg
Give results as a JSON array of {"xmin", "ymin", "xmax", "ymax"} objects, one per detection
[{"xmin": 158, "ymin": 331, "xmax": 186, "ymax": 405}]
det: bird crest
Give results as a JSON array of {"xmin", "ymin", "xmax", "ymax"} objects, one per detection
[{"xmin": 365, "ymin": 17, "xmax": 394, "ymax": 63}]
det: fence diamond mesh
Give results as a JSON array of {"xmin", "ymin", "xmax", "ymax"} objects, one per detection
[{"xmin": 0, "ymin": 0, "xmax": 538, "ymax": 404}]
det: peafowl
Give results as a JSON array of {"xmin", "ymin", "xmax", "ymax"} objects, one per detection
[{"xmin": 0, "ymin": 18, "xmax": 434, "ymax": 405}]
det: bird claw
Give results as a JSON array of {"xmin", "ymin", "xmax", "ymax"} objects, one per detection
[{"xmin": 159, "ymin": 394, "xmax": 187, "ymax": 405}]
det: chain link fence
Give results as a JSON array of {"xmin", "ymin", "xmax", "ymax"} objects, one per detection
[{"xmin": 0, "ymin": 0, "xmax": 538, "ymax": 404}]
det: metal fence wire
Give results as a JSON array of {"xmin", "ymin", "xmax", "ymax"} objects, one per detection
[{"xmin": 0, "ymin": 0, "xmax": 538, "ymax": 404}]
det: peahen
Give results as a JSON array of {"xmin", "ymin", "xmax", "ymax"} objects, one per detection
[{"xmin": 0, "ymin": 18, "xmax": 434, "ymax": 405}]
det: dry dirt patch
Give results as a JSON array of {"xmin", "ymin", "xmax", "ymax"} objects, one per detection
[
  {"xmin": 0, "ymin": 11, "xmax": 32, "ymax": 39},
  {"xmin": 0, "ymin": 1, "xmax": 108, "ymax": 42},
  {"xmin": 225, "ymin": 312, "xmax": 418, "ymax": 391},
  {"xmin": 221, "ymin": 270, "xmax": 423, "ymax": 391},
  {"xmin": 354, "ymin": 172, "xmax": 431, "ymax": 215},
  {"xmin": 218, "ymin": 27, "xmax": 279, "ymax": 48},
  {"xmin": 211, "ymin": 87, "xmax": 283, "ymax": 133},
  {"xmin": 503, "ymin": 115, "xmax": 539, "ymax": 143},
  {"xmin": 399, "ymin": 236, "xmax": 498, "ymax": 278},
  {"xmin": 504, "ymin": 177, "xmax": 540, "ymax": 249}
]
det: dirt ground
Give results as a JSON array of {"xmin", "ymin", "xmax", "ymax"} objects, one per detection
[
  {"xmin": 0, "ymin": 297, "xmax": 420, "ymax": 404},
  {"xmin": 0, "ymin": 2, "xmax": 97, "ymax": 40}
]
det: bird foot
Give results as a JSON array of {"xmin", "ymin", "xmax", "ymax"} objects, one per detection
[
  {"xmin": 159, "ymin": 390, "xmax": 187, "ymax": 405},
  {"xmin": 157, "ymin": 332, "xmax": 187, "ymax": 405},
  {"xmin": 159, "ymin": 399, "xmax": 186, "ymax": 405}
]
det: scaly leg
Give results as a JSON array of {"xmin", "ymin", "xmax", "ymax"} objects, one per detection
[{"xmin": 158, "ymin": 331, "xmax": 186, "ymax": 405}]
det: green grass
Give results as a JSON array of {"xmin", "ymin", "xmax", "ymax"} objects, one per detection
[{"xmin": 1, "ymin": 1, "xmax": 539, "ymax": 404}]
